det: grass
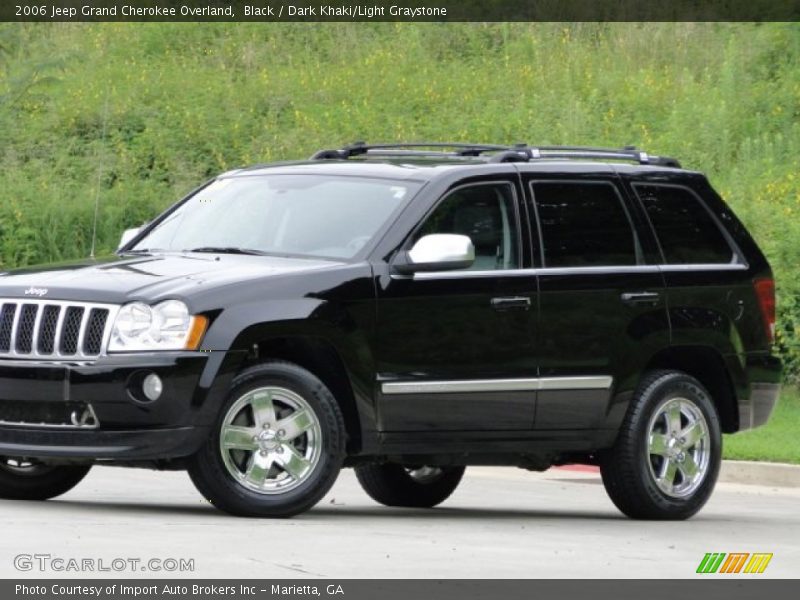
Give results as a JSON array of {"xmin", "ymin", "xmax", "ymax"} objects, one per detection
[
  {"xmin": 724, "ymin": 388, "xmax": 800, "ymax": 464},
  {"xmin": 0, "ymin": 24, "xmax": 798, "ymax": 281}
]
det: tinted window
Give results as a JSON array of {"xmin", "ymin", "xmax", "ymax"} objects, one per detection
[
  {"xmin": 416, "ymin": 183, "xmax": 519, "ymax": 270},
  {"xmin": 635, "ymin": 184, "xmax": 733, "ymax": 264},
  {"xmin": 532, "ymin": 181, "xmax": 639, "ymax": 267}
]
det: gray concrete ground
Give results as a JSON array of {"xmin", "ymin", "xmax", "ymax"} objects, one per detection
[{"xmin": 0, "ymin": 466, "xmax": 798, "ymax": 579}]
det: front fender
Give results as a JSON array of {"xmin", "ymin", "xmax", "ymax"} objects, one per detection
[{"xmin": 191, "ymin": 290, "xmax": 379, "ymax": 448}]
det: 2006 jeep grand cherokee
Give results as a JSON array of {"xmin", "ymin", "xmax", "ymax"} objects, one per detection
[{"xmin": 0, "ymin": 143, "xmax": 781, "ymax": 519}]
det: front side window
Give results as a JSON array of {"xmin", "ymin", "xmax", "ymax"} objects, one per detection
[
  {"xmin": 415, "ymin": 183, "xmax": 520, "ymax": 270},
  {"xmin": 131, "ymin": 175, "xmax": 419, "ymax": 259},
  {"xmin": 634, "ymin": 184, "xmax": 734, "ymax": 264},
  {"xmin": 532, "ymin": 181, "xmax": 639, "ymax": 268}
]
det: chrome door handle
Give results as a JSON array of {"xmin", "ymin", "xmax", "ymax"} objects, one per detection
[
  {"xmin": 620, "ymin": 291, "xmax": 661, "ymax": 306},
  {"xmin": 491, "ymin": 296, "xmax": 532, "ymax": 311}
]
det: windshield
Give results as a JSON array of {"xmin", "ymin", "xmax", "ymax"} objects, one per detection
[{"xmin": 130, "ymin": 174, "xmax": 419, "ymax": 259}]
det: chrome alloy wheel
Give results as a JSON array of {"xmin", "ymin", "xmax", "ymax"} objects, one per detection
[
  {"xmin": 405, "ymin": 466, "xmax": 444, "ymax": 484},
  {"xmin": 1, "ymin": 457, "xmax": 53, "ymax": 476},
  {"xmin": 646, "ymin": 397, "xmax": 711, "ymax": 498},
  {"xmin": 219, "ymin": 386, "xmax": 322, "ymax": 495}
]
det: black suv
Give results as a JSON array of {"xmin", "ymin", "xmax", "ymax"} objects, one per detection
[{"xmin": 0, "ymin": 143, "xmax": 781, "ymax": 519}]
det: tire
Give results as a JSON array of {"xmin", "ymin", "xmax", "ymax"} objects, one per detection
[
  {"xmin": 187, "ymin": 361, "xmax": 346, "ymax": 518},
  {"xmin": 600, "ymin": 370, "xmax": 722, "ymax": 520},
  {"xmin": 355, "ymin": 463, "xmax": 465, "ymax": 508},
  {"xmin": 0, "ymin": 458, "xmax": 91, "ymax": 501}
]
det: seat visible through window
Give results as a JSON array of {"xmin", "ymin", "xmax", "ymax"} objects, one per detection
[{"xmin": 415, "ymin": 183, "xmax": 519, "ymax": 271}]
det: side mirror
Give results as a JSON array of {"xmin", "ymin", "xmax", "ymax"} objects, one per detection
[
  {"xmin": 394, "ymin": 234, "xmax": 475, "ymax": 274},
  {"xmin": 118, "ymin": 226, "xmax": 142, "ymax": 250}
]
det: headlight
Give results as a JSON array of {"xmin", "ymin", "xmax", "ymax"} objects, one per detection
[{"xmin": 109, "ymin": 300, "xmax": 208, "ymax": 352}]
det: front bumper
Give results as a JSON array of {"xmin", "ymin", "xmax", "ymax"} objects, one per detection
[
  {"xmin": 0, "ymin": 424, "xmax": 208, "ymax": 460},
  {"xmin": 0, "ymin": 352, "xmax": 229, "ymax": 461}
]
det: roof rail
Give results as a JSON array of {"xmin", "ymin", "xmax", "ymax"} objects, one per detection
[
  {"xmin": 310, "ymin": 142, "xmax": 681, "ymax": 168},
  {"xmin": 502, "ymin": 145, "xmax": 682, "ymax": 168}
]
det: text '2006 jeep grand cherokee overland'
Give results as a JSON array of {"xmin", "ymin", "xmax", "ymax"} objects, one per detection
[{"xmin": 0, "ymin": 143, "xmax": 781, "ymax": 519}]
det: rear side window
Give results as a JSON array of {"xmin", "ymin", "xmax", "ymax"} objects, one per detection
[
  {"xmin": 634, "ymin": 184, "xmax": 733, "ymax": 264},
  {"xmin": 532, "ymin": 181, "xmax": 639, "ymax": 267}
]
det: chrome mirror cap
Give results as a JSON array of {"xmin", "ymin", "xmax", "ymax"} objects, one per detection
[{"xmin": 399, "ymin": 234, "xmax": 475, "ymax": 273}]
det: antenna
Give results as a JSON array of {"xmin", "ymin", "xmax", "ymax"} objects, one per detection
[{"xmin": 89, "ymin": 91, "xmax": 110, "ymax": 259}]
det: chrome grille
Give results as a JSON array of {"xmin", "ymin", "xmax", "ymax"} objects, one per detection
[
  {"xmin": 0, "ymin": 299, "xmax": 119, "ymax": 360},
  {"xmin": 83, "ymin": 308, "xmax": 110, "ymax": 355},
  {"xmin": 0, "ymin": 304, "xmax": 17, "ymax": 351},
  {"xmin": 59, "ymin": 306, "xmax": 84, "ymax": 354},
  {"xmin": 16, "ymin": 304, "xmax": 38, "ymax": 353},
  {"xmin": 37, "ymin": 305, "xmax": 60, "ymax": 354}
]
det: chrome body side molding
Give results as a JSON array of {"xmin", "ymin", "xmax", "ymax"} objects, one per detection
[{"xmin": 381, "ymin": 376, "xmax": 613, "ymax": 395}]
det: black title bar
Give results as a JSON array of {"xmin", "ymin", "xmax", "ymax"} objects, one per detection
[
  {"xmin": 2, "ymin": 0, "xmax": 799, "ymax": 22},
  {"xmin": 5, "ymin": 580, "xmax": 800, "ymax": 600}
]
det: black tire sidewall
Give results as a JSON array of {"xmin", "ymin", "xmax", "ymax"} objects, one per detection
[
  {"xmin": 0, "ymin": 462, "xmax": 91, "ymax": 501},
  {"xmin": 189, "ymin": 362, "xmax": 345, "ymax": 517},
  {"xmin": 355, "ymin": 463, "xmax": 465, "ymax": 508}
]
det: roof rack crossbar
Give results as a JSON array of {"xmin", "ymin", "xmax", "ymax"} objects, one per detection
[
  {"xmin": 488, "ymin": 150, "xmax": 530, "ymax": 163},
  {"xmin": 310, "ymin": 142, "xmax": 681, "ymax": 168},
  {"xmin": 310, "ymin": 141, "xmax": 370, "ymax": 160},
  {"xmin": 310, "ymin": 142, "xmax": 513, "ymax": 160},
  {"xmin": 360, "ymin": 149, "xmax": 475, "ymax": 158}
]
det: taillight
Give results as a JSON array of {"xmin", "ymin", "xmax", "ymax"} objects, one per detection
[{"xmin": 753, "ymin": 277, "xmax": 776, "ymax": 344}]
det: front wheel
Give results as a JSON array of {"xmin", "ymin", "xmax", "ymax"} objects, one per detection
[
  {"xmin": 355, "ymin": 463, "xmax": 465, "ymax": 508},
  {"xmin": 188, "ymin": 361, "xmax": 346, "ymax": 518},
  {"xmin": 0, "ymin": 457, "xmax": 91, "ymax": 501},
  {"xmin": 600, "ymin": 370, "xmax": 722, "ymax": 520}
]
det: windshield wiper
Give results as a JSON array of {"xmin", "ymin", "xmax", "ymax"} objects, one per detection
[
  {"xmin": 185, "ymin": 246, "xmax": 268, "ymax": 256},
  {"xmin": 119, "ymin": 248, "xmax": 163, "ymax": 254}
]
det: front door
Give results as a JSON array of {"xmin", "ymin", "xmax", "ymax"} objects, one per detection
[{"xmin": 374, "ymin": 177, "xmax": 538, "ymax": 432}]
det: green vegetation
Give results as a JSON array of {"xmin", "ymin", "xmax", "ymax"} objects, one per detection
[
  {"xmin": 724, "ymin": 389, "xmax": 800, "ymax": 464},
  {"xmin": 0, "ymin": 23, "xmax": 799, "ymax": 383}
]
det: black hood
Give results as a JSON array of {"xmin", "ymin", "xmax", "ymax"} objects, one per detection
[{"xmin": 0, "ymin": 253, "xmax": 344, "ymax": 305}]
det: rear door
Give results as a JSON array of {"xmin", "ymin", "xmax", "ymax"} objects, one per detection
[{"xmin": 522, "ymin": 168, "xmax": 670, "ymax": 430}]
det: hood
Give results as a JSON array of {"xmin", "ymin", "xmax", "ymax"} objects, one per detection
[{"xmin": 0, "ymin": 253, "xmax": 344, "ymax": 305}]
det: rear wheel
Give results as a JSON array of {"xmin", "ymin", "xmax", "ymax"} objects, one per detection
[
  {"xmin": 600, "ymin": 370, "xmax": 721, "ymax": 520},
  {"xmin": 188, "ymin": 361, "xmax": 345, "ymax": 518},
  {"xmin": 0, "ymin": 457, "xmax": 91, "ymax": 501},
  {"xmin": 355, "ymin": 463, "xmax": 465, "ymax": 508}
]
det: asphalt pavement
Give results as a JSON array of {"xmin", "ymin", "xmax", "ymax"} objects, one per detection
[{"xmin": 0, "ymin": 465, "xmax": 797, "ymax": 578}]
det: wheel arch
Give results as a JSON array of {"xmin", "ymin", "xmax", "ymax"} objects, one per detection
[
  {"xmin": 238, "ymin": 333, "xmax": 368, "ymax": 455},
  {"xmin": 643, "ymin": 345, "xmax": 739, "ymax": 433}
]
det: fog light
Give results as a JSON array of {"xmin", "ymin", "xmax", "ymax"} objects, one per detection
[{"xmin": 142, "ymin": 373, "xmax": 163, "ymax": 402}]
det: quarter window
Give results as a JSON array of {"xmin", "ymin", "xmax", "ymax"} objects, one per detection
[
  {"xmin": 532, "ymin": 181, "xmax": 640, "ymax": 267},
  {"xmin": 415, "ymin": 183, "xmax": 520, "ymax": 270},
  {"xmin": 635, "ymin": 184, "xmax": 734, "ymax": 264}
]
